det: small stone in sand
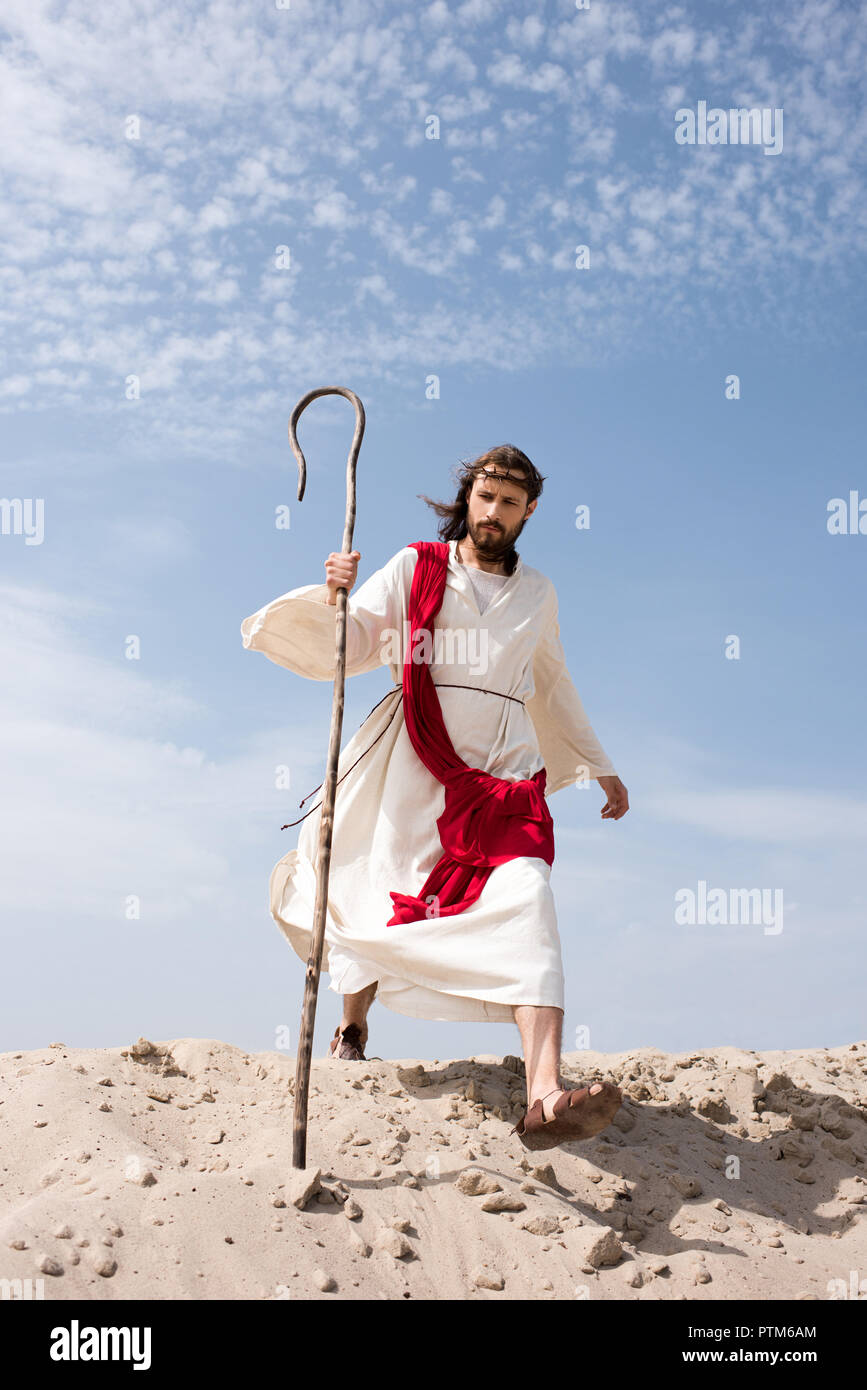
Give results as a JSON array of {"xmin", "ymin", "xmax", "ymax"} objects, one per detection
[
  {"xmin": 480, "ymin": 1192, "xmax": 526, "ymax": 1213},
  {"xmin": 455, "ymin": 1168, "xmax": 502, "ymax": 1196},
  {"xmin": 521, "ymin": 1215, "xmax": 561, "ymax": 1237},
  {"xmin": 374, "ymin": 1228, "xmax": 413, "ymax": 1258},
  {"xmin": 472, "ymin": 1266, "xmax": 505, "ymax": 1289},
  {"xmin": 287, "ymin": 1168, "xmax": 322, "ymax": 1210},
  {"xmin": 126, "ymin": 1168, "xmax": 157, "ymax": 1188},
  {"xmin": 348, "ymin": 1227, "xmax": 371, "ymax": 1257},
  {"xmin": 529, "ymin": 1163, "xmax": 559, "ymax": 1189},
  {"xmin": 571, "ymin": 1227, "xmax": 624, "ymax": 1269},
  {"xmin": 669, "ymin": 1173, "xmax": 703, "ymax": 1198}
]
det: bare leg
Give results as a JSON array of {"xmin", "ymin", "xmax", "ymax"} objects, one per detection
[
  {"xmin": 513, "ymin": 1004, "xmax": 607, "ymax": 1121},
  {"xmin": 339, "ymin": 980, "xmax": 378, "ymax": 1048}
]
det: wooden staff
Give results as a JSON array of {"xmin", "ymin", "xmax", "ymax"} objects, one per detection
[{"xmin": 288, "ymin": 386, "xmax": 365, "ymax": 1169}]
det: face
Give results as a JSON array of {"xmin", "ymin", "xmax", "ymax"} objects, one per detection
[{"xmin": 465, "ymin": 468, "xmax": 537, "ymax": 557}]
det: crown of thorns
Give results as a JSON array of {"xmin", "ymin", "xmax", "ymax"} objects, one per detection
[{"xmin": 474, "ymin": 465, "xmax": 530, "ymax": 487}]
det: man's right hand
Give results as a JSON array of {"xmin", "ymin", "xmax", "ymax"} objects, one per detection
[{"xmin": 324, "ymin": 550, "xmax": 361, "ymax": 604}]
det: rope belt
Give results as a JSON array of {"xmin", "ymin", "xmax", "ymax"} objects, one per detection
[{"xmin": 280, "ymin": 682, "xmax": 526, "ymax": 829}]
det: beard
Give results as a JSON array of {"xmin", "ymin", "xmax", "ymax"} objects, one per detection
[{"xmin": 466, "ymin": 513, "xmax": 526, "ymax": 558}]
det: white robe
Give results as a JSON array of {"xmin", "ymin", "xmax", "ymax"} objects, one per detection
[{"xmin": 240, "ymin": 539, "xmax": 617, "ymax": 1023}]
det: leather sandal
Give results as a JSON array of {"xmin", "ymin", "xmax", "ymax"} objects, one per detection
[
  {"xmin": 328, "ymin": 1022, "xmax": 367, "ymax": 1061},
  {"xmin": 512, "ymin": 1081, "xmax": 623, "ymax": 1151}
]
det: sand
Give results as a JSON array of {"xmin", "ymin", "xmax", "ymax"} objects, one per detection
[{"xmin": 1, "ymin": 1036, "xmax": 865, "ymax": 1301}]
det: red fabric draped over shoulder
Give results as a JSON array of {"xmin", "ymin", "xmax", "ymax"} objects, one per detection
[{"xmin": 387, "ymin": 540, "xmax": 555, "ymax": 926}]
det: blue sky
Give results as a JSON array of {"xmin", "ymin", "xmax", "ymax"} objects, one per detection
[{"xmin": 1, "ymin": 0, "xmax": 865, "ymax": 1061}]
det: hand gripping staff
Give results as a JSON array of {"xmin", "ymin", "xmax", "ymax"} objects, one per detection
[{"xmin": 288, "ymin": 386, "xmax": 365, "ymax": 1169}]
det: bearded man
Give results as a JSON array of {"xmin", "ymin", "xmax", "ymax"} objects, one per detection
[{"xmin": 241, "ymin": 445, "xmax": 629, "ymax": 1149}]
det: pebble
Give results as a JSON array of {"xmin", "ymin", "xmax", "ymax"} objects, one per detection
[
  {"xmin": 374, "ymin": 1228, "xmax": 413, "ymax": 1258},
  {"xmin": 521, "ymin": 1215, "xmax": 561, "ymax": 1237},
  {"xmin": 343, "ymin": 1198, "xmax": 363, "ymax": 1220},
  {"xmin": 90, "ymin": 1253, "xmax": 118, "ymax": 1278},
  {"xmin": 312, "ymin": 1268, "xmax": 336, "ymax": 1291},
  {"xmin": 37, "ymin": 1254, "xmax": 64, "ymax": 1276},
  {"xmin": 669, "ymin": 1173, "xmax": 703, "ymax": 1198},
  {"xmin": 529, "ymin": 1163, "xmax": 559, "ymax": 1189},
  {"xmin": 571, "ymin": 1227, "xmax": 623, "ymax": 1269},
  {"xmin": 472, "ymin": 1266, "xmax": 505, "ymax": 1290},
  {"xmin": 455, "ymin": 1168, "xmax": 501, "ymax": 1196},
  {"xmin": 287, "ymin": 1168, "xmax": 322, "ymax": 1210},
  {"xmin": 480, "ymin": 1193, "xmax": 526, "ymax": 1213},
  {"xmin": 126, "ymin": 1168, "xmax": 157, "ymax": 1187},
  {"xmin": 348, "ymin": 1226, "xmax": 371, "ymax": 1257}
]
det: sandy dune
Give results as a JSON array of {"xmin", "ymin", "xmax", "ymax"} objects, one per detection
[{"xmin": 1, "ymin": 1037, "xmax": 865, "ymax": 1300}]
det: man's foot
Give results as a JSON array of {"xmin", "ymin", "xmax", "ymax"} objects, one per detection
[
  {"xmin": 328, "ymin": 1022, "xmax": 368, "ymax": 1061},
  {"xmin": 528, "ymin": 1083, "xmax": 619, "ymax": 1122},
  {"xmin": 514, "ymin": 1080, "xmax": 623, "ymax": 1151},
  {"xmin": 529, "ymin": 1084, "xmax": 576, "ymax": 1122}
]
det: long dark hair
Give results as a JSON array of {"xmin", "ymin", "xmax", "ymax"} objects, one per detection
[{"xmin": 418, "ymin": 444, "xmax": 546, "ymax": 576}]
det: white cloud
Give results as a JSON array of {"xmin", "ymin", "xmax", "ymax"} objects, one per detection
[{"xmin": 0, "ymin": 0, "xmax": 861, "ymax": 458}]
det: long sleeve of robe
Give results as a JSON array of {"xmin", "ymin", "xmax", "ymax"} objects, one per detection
[{"xmin": 241, "ymin": 540, "xmax": 617, "ymax": 1023}]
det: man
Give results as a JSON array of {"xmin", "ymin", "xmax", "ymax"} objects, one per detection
[{"xmin": 241, "ymin": 445, "xmax": 629, "ymax": 1149}]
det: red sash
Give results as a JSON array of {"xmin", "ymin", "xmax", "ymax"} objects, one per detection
[{"xmin": 387, "ymin": 541, "xmax": 555, "ymax": 926}]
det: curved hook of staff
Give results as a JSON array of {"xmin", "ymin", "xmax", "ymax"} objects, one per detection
[{"xmin": 289, "ymin": 388, "xmax": 365, "ymax": 562}]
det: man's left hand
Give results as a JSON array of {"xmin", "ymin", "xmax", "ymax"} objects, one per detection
[{"xmin": 597, "ymin": 775, "xmax": 629, "ymax": 821}]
